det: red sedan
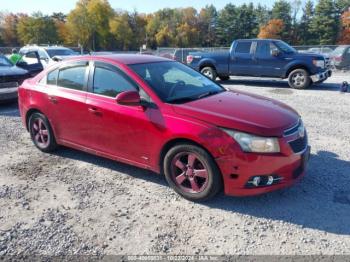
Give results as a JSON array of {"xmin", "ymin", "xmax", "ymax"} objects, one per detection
[{"xmin": 18, "ymin": 55, "xmax": 310, "ymax": 201}]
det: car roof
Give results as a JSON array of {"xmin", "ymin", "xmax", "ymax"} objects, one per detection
[
  {"xmin": 20, "ymin": 46, "xmax": 72, "ymax": 51},
  {"xmin": 67, "ymin": 54, "xmax": 171, "ymax": 65}
]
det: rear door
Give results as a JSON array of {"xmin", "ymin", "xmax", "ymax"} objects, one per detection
[
  {"xmin": 46, "ymin": 61, "xmax": 91, "ymax": 146},
  {"xmin": 229, "ymin": 40, "xmax": 257, "ymax": 76}
]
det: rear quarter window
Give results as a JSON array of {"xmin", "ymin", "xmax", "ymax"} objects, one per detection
[{"xmin": 47, "ymin": 69, "xmax": 59, "ymax": 85}]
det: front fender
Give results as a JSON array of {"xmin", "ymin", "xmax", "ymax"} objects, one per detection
[
  {"xmin": 198, "ymin": 58, "xmax": 218, "ymax": 71},
  {"xmin": 283, "ymin": 60, "xmax": 314, "ymax": 78}
]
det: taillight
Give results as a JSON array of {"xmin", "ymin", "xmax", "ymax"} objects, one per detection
[
  {"xmin": 334, "ymin": 56, "xmax": 343, "ymax": 62},
  {"xmin": 187, "ymin": 55, "xmax": 194, "ymax": 64}
]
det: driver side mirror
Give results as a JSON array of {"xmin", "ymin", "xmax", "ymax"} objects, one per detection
[
  {"xmin": 115, "ymin": 91, "xmax": 141, "ymax": 106},
  {"xmin": 271, "ymin": 49, "xmax": 280, "ymax": 57}
]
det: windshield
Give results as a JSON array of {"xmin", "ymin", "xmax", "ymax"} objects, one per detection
[
  {"xmin": 45, "ymin": 48, "xmax": 75, "ymax": 58},
  {"xmin": 0, "ymin": 56, "xmax": 13, "ymax": 67},
  {"xmin": 274, "ymin": 41, "xmax": 297, "ymax": 54},
  {"xmin": 332, "ymin": 46, "xmax": 346, "ymax": 56},
  {"xmin": 129, "ymin": 61, "xmax": 225, "ymax": 104}
]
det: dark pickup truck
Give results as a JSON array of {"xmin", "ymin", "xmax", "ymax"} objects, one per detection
[{"xmin": 187, "ymin": 39, "xmax": 332, "ymax": 89}]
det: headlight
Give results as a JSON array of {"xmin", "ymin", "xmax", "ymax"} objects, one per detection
[
  {"xmin": 221, "ymin": 129, "xmax": 280, "ymax": 153},
  {"xmin": 313, "ymin": 59, "xmax": 325, "ymax": 68}
]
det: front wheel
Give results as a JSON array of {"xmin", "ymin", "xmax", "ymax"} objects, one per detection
[
  {"xmin": 28, "ymin": 112, "xmax": 58, "ymax": 152},
  {"xmin": 200, "ymin": 67, "xmax": 217, "ymax": 81},
  {"xmin": 288, "ymin": 69, "xmax": 311, "ymax": 89},
  {"xmin": 163, "ymin": 144, "xmax": 222, "ymax": 202}
]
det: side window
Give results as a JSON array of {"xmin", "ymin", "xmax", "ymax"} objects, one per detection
[
  {"xmin": 235, "ymin": 42, "xmax": 252, "ymax": 54},
  {"xmin": 47, "ymin": 69, "xmax": 59, "ymax": 85},
  {"xmin": 93, "ymin": 66, "xmax": 137, "ymax": 97},
  {"xmin": 257, "ymin": 43, "xmax": 270, "ymax": 56},
  {"xmin": 38, "ymin": 49, "xmax": 48, "ymax": 60},
  {"xmin": 57, "ymin": 65, "xmax": 87, "ymax": 90},
  {"xmin": 21, "ymin": 51, "xmax": 40, "ymax": 65},
  {"xmin": 24, "ymin": 51, "xmax": 36, "ymax": 58},
  {"xmin": 257, "ymin": 42, "xmax": 276, "ymax": 57}
]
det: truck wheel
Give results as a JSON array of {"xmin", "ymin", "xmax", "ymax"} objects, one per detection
[
  {"xmin": 219, "ymin": 75, "xmax": 230, "ymax": 81},
  {"xmin": 288, "ymin": 69, "xmax": 311, "ymax": 89},
  {"xmin": 201, "ymin": 67, "xmax": 217, "ymax": 81}
]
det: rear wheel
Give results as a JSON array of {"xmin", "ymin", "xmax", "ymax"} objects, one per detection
[
  {"xmin": 28, "ymin": 112, "xmax": 58, "ymax": 152},
  {"xmin": 288, "ymin": 69, "xmax": 311, "ymax": 89},
  {"xmin": 200, "ymin": 67, "xmax": 217, "ymax": 81},
  {"xmin": 163, "ymin": 144, "xmax": 222, "ymax": 201}
]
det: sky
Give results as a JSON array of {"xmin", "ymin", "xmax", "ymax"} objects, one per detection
[{"xmin": 1, "ymin": 0, "xmax": 277, "ymax": 15}]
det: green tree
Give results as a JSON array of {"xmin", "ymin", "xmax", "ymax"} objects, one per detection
[
  {"xmin": 109, "ymin": 12, "xmax": 134, "ymax": 50},
  {"xmin": 271, "ymin": 0, "xmax": 292, "ymax": 42},
  {"xmin": 1, "ymin": 13, "xmax": 21, "ymax": 46},
  {"xmin": 254, "ymin": 4, "xmax": 272, "ymax": 35},
  {"xmin": 198, "ymin": 5, "xmax": 218, "ymax": 46},
  {"xmin": 299, "ymin": 0, "xmax": 315, "ymax": 45},
  {"xmin": 310, "ymin": 0, "xmax": 340, "ymax": 44},
  {"xmin": 87, "ymin": 0, "xmax": 114, "ymax": 50},
  {"xmin": 216, "ymin": 4, "xmax": 259, "ymax": 46},
  {"xmin": 66, "ymin": 0, "xmax": 114, "ymax": 50},
  {"xmin": 17, "ymin": 12, "xmax": 59, "ymax": 45}
]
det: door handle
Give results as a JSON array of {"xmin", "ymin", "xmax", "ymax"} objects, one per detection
[
  {"xmin": 88, "ymin": 107, "xmax": 101, "ymax": 115},
  {"xmin": 48, "ymin": 95, "xmax": 58, "ymax": 104}
]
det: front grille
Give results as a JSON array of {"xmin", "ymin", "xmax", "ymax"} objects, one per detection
[
  {"xmin": 289, "ymin": 135, "xmax": 308, "ymax": 153},
  {"xmin": 284, "ymin": 121, "xmax": 300, "ymax": 136},
  {"xmin": 325, "ymin": 57, "xmax": 331, "ymax": 69}
]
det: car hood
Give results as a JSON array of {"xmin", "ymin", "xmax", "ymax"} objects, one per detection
[
  {"xmin": 295, "ymin": 52, "xmax": 324, "ymax": 60},
  {"xmin": 0, "ymin": 66, "xmax": 28, "ymax": 77},
  {"xmin": 172, "ymin": 90, "xmax": 300, "ymax": 137}
]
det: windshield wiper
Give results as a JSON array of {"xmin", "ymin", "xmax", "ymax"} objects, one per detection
[
  {"xmin": 197, "ymin": 90, "xmax": 223, "ymax": 99},
  {"xmin": 167, "ymin": 97, "xmax": 197, "ymax": 104}
]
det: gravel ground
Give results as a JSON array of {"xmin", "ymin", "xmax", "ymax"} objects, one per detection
[{"xmin": 0, "ymin": 72, "xmax": 349, "ymax": 257}]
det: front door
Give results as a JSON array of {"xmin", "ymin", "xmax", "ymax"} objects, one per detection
[
  {"xmin": 256, "ymin": 42, "xmax": 289, "ymax": 77},
  {"xmin": 85, "ymin": 62, "xmax": 155, "ymax": 165}
]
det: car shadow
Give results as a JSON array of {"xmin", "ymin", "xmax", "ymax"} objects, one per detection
[
  {"xmin": 51, "ymin": 147, "xmax": 167, "ymax": 186},
  {"xmin": 52, "ymin": 147, "xmax": 350, "ymax": 236},
  {"xmin": 203, "ymin": 150, "xmax": 350, "ymax": 236},
  {"xmin": 219, "ymin": 78, "xmax": 341, "ymax": 92},
  {"xmin": 0, "ymin": 101, "xmax": 20, "ymax": 117}
]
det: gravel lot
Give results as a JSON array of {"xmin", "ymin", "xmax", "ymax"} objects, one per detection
[{"xmin": 0, "ymin": 72, "xmax": 350, "ymax": 257}]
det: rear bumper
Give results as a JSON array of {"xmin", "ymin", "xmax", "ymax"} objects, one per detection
[
  {"xmin": 310, "ymin": 70, "xmax": 332, "ymax": 83},
  {"xmin": 216, "ymin": 145, "xmax": 310, "ymax": 197},
  {"xmin": 0, "ymin": 87, "xmax": 18, "ymax": 103}
]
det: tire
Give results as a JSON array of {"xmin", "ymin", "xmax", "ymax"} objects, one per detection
[
  {"xmin": 28, "ymin": 112, "xmax": 58, "ymax": 153},
  {"xmin": 219, "ymin": 75, "xmax": 230, "ymax": 81},
  {"xmin": 163, "ymin": 144, "xmax": 223, "ymax": 202},
  {"xmin": 288, "ymin": 69, "xmax": 311, "ymax": 89},
  {"xmin": 200, "ymin": 66, "xmax": 217, "ymax": 81}
]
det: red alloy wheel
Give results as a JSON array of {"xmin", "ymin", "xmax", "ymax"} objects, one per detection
[
  {"xmin": 171, "ymin": 152, "xmax": 209, "ymax": 193},
  {"xmin": 31, "ymin": 118, "xmax": 50, "ymax": 148}
]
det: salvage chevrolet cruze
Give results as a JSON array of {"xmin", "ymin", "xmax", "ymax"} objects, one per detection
[{"xmin": 18, "ymin": 55, "xmax": 310, "ymax": 201}]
